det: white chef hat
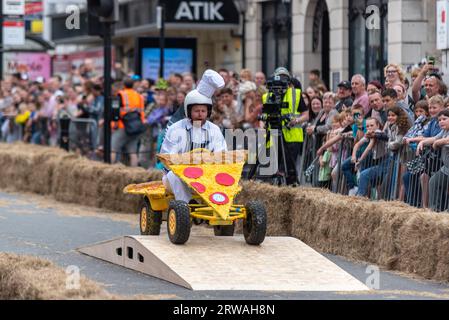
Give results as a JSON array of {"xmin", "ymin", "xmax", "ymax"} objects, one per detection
[{"xmin": 196, "ymin": 69, "xmax": 225, "ymax": 98}]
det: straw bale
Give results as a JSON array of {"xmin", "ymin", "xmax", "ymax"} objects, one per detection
[
  {"xmin": 235, "ymin": 181, "xmax": 296, "ymax": 235},
  {"xmin": 6, "ymin": 143, "xmax": 449, "ymax": 283},
  {"xmin": 0, "ymin": 253, "xmax": 113, "ymax": 299}
]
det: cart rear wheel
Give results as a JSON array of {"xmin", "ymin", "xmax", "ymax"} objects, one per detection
[
  {"xmin": 167, "ymin": 200, "xmax": 191, "ymax": 244},
  {"xmin": 213, "ymin": 224, "xmax": 235, "ymax": 236},
  {"xmin": 243, "ymin": 201, "xmax": 267, "ymax": 245},
  {"xmin": 140, "ymin": 200, "xmax": 162, "ymax": 235}
]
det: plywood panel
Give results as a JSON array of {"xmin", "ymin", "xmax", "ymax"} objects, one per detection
[{"xmin": 79, "ymin": 235, "xmax": 369, "ymax": 292}]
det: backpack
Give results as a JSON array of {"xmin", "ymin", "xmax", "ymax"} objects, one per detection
[
  {"xmin": 119, "ymin": 91, "xmax": 146, "ymax": 136},
  {"xmin": 122, "ymin": 111, "xmax": 146, "ymax": 136}
]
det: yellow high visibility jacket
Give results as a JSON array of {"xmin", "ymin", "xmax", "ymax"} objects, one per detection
[{"xmin": 262, "ymin": 87, "xmax": 303, "ymax": 146}]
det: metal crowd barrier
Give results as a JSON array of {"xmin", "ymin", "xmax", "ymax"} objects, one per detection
[
  {"xmin": 61, "ymin": 117, "xmax": 99, "ymax": 158},
  {"xmin": 310, "ymin": 134, "xmax": 449, "ymax": 213}
]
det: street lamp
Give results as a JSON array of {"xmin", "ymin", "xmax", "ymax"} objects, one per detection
[{"xmin": 233, "ymin": 0, "xmax": 248, "ymax": 69}]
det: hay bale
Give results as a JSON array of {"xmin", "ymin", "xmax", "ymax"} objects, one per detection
[
  {"xmin": 0, "ymin": 253, "xmax": 113, "ymax": 299},
  {"xmin": 0, "ymin": 143, "xmax": 163, "ymax": 214},
  {"xmin": 236, "ymin": 181, "xmax": 296, "ymax": 235},
  {"xmin": 395, "ymin": 211, "xmax": 449, "ymax": 280},
  {"xmin": 6, "ymin": 143, "xmax": 449, "ymax": 284}
]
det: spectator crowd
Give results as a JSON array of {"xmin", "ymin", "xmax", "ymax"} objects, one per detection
[{"xmin": 1, "ymin": 58, "xmax": 449, "ymax": 213}]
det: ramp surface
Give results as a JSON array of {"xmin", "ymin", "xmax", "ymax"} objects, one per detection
[{"xmin": 78, "ymin": 235, "xmax": 369, "ymax": 291}]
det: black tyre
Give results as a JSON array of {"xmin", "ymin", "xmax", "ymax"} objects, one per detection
[
  {"xmin": 167, "ymin": 200, "xmax": 191, "ymax": 244},
  {"xmin": 213, "ymin": 224, "xmax": 235, "ymax": 236},
  {"xmin": 140, "ymin": 200, "xmax": 162, "ymax": 235},
  {"xmin": 243, "ymin": 201, "xmax": 267, "ymax": 245}
]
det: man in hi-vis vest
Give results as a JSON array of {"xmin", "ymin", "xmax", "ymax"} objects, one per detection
[
  {"xmin": 111, "ymin": 77, "xmax": 145, "ymax": 167},
  {"xmin": 262, "ymin": 67, "xmax": 308, "ymax": 185}
]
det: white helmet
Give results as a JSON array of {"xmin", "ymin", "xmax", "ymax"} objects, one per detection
[{"xmin": 184, "ymin": 89, "xmax": 213, "ymax": 118}]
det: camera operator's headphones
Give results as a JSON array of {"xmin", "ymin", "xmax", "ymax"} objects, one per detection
[{"xmin": 184, "ymin": 89, "xmax": 213, "ymax": 119}]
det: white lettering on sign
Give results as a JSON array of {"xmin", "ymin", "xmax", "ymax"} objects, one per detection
[{"xmin": 175, "ymin": 1, "xmax": 224, "ymax": 21}]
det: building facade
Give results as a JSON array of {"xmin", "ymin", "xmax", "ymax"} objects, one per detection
[
  {"xmin": 46, "ymin": 0, "xmax": 440, "ymax": 88},
  {"xmin": 46, "ymin": 0, "xmax": 244, "ymax": 78},
  {"xmin": 247, "ymin": 0, "xmax": 439, "ymax": 89}
]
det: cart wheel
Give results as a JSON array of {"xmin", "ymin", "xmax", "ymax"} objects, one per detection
[
  {"xmin": 140, "ymin": 200, "xmax": 162, "ymax": 235},
  {"xmin": 167, "ymin": 200, "xmax": 191, "ymax": 244},
  {"xmin": 214, "ymin": 224, "xmax": 235, "ymax": 236},
  {"xmin": 243, "ymin": 201, "xmax": 267, "ymax": 245}
]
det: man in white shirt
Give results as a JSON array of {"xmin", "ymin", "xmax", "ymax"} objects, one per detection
[{"xmin": 160, "ymin": 70, "xmax": 227, "ymax": 202}]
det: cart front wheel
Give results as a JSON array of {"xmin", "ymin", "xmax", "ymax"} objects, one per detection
[
  {"xmin": 167, "ymin": 200, "xmax": 191, "ymax": 244},
  {"xmin": 140, "ymin": 200, "xmax": 162, "ymax": 235},
  {"xmin": 243, "ymin": 201, "xmax": 267, "ymax": 245}
]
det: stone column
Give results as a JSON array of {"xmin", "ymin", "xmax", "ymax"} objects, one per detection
[
  {"xmin": 327, "ymin": 0, "xmax": 349, "ymax": 90},
  {"xmin": 388, "ymin": 0, "xmax": 437, "ymax": 67},
  {"xmin": 292, "ymin": 0, "xmax": 349, "ymax": 90},
  {"xmin": 246, "ymin": 1, "xmax": 263, "ymax": 73}
]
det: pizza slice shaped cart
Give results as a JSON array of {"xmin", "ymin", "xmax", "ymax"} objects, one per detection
[{"xmin": 123, "ymin": 149, "xmax": 267, "ymax": 245}]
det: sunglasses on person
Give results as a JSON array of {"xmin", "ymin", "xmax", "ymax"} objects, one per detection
[{"xmin": 386, "ymin": 69, "xmax": 398, "ymax": 74}]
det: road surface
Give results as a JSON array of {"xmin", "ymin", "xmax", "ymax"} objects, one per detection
[{"xmin": 1, "ymin": 190, "xmax": 449, "ymax": 300}]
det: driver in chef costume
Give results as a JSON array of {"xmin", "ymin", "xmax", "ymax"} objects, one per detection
[{"xmin": 160, "ymin": 70, "xmax": 228, "ymax": 203}]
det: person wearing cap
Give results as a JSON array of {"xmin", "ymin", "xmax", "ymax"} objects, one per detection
[
  {"xmin": 160, "ymin": 70, "xmax": 227, "ymax": 202},
  {"xmin": 262, "ymin": 67, "xmax": 308, "ymax": 185},
  {"xmin": 335, "ymin": 81, "xmax": 353, "ymax": 112},
  {"xmin": 111, "ymin": 77, "xmax": 145, "ymax": 167}
]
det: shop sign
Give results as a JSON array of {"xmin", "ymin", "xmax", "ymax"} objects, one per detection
[
  {"xmin": 3, "ymin": 0, "xmax": 25, "ymax": 15},
  {"xmin": 3, "ymin": 52, "xmax": 51, "ymax": 80},
  {"xmin": 165, "ymin": 0, "xmax": 239, "ymax": 24},
  {"xmin": 437, "ymin": 0, "xmax": 449, "ymax": 50}
]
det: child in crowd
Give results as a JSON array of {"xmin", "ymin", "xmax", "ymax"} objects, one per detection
[
  {"xmin": 379, "ymin": 107, "xmax": 411, "ymax": 199},
  {"xmin": 403, "ymin": 100, "xmax": 431, "ymax": 150},
  {"xmin": 352, "ymin": 117, "xmax": 388, "ymax": 197},
  {"xmin": 317, "ymin": 105, "xmax": 367, "ymax": 194},
  {"xmin": 354, "ymin": 108, "xmax": 409, "ymax": 199},
  {"xmin": 400, "ymin": 100, "xmax": 430, "ymax": 202},
  {"xmin": 319, "ymin": 114, "xmax": 344, "ymax": 189},
  {"xmin": 408, "ymin": 95, "xmax": 444, "ymax": 207},
  {"xmin": 418, "ymin": 109, "xmax": 449, "ymax": 211}
]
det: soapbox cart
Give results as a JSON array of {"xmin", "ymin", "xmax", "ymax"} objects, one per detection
[{"xmin": 123, "ymin": 150, "xmax": 267, "ymax": 245}]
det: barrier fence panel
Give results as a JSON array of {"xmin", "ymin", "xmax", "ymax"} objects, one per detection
[
  {"xmin": 66, "ymin": 118, "xmax": 98, "ymax": 158},
  {"xmin": 428, "ymin": 145, "xmax": 448, "ymax": 212},
  {"xmin": 299, "ymin": 133, "xmax": 319, "ymax": 186},
  {"xmin": 334, "ymin": 137, "xmax": 354, "ymax": 195}
]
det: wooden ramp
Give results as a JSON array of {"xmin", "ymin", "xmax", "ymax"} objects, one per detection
[{"xmin": 78, "ymin": 235, "xmax": 369, "ymax": 291}]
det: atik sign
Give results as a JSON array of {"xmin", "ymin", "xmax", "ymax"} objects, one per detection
[
  {"xmin": 165, "ymin": 0, "xmax": 239, "ymax": 24},
  {"xmin": 437, "ymin": 0, "xmax": 449, "ymax": 50}
]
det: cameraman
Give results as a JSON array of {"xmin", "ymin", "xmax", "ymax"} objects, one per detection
[{"xmin": 262, "ymin": 67, "xmax": 308, "ymax": 184}]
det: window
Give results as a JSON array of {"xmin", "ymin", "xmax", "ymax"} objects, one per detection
[
  {"xmin": 349, "ymin": 0, "xmax": 388, "ymax": 83},
  {"xmin": 262, "ymin": 0, "xmax": 292, "ymax": 76}
]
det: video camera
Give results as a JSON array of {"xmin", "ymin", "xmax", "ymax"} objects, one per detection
[{"xmin": 259, "ymin": 75, "xmax": 291, "ymax": 129}]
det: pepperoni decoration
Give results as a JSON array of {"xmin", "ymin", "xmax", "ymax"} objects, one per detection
[
  {"xmin": 210, "ymin": 192, "xmax": 229, "ymax": 205},
  {"xmin": 215, "ymin": 173, "xmax": 235, "ymax": 186},
  {"xmin": 190, "ymin": 182, "xmax": 206, "ymax": 193},
  {"xmin": 183, "ymin": 167, "xmax": 203, "ymax": 179}
]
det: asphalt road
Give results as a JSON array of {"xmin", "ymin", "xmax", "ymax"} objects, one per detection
[{"xmin": 1, "ymin": 190, "xmax": 449, "ymax": 300}]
